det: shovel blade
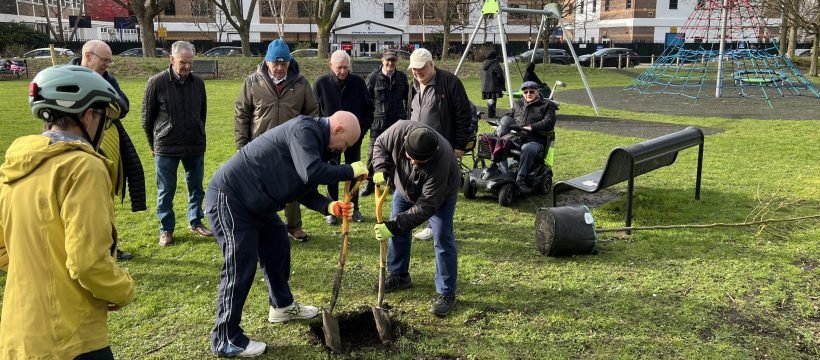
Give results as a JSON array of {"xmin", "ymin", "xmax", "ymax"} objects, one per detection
[
  {"xmin": 371, "ymin": 306, "xmax": 394, "ymax": 345},
  {"xmin": 321, "ymin": 309, "xmax": 342, "ymax": 353}
]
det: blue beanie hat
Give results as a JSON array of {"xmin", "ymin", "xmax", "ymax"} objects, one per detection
[{"xmin": 265, "ymin": 39, "xmax": 291, "ymax": 62}]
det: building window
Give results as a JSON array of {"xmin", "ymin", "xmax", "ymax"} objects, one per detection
[
  {"xmin": 604, "ymin": 0, "xmax": 610, "ymax": 11},
  {"xmin": 341, "ymin": 2, "xmax": 350, "ymax": 18},
  {"xmin": 626, "ymin": 0, "xmax": 632, "ymax": 9},
  {"xmin": 298, "ymin": 1, "xmax": 310, "ymax": 17},
  {"xmin": 579, "ymin": 0, "xmax": 584, "ymax": 14},
  {"xmin": 670, "ymin": 0, "xmax": 678, "ymax": 9},
  {"xmin": 592, "ymin": 0, "xmax": 597, "ymax": 12},
  {"xmin": 164, "ymin": 1, "xmax": 176, "ymax": 16},
  {"xmin": 509, "ymin": 4, "xmax": 528, "ymax": 20},
  {"xmin": 384, "ymin": 3, "xmax": 394, "ymax": 18}
]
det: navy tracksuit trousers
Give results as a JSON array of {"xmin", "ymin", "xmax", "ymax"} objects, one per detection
[{"xmin": 206, "ymin": 185, "xmax": 295, "ymax": 355}]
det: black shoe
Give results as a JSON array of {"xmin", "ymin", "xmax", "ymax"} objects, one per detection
[
  {"xmin": 325, "ymin": 215, "xmax": 338, "ymax": 225},
  {"xmin": 374, "ymin": 274, "xmax": 412, "ymax": 293},
  {"xmin": 116, "ymin": 249, "xmax": 134, "ymax": 261},
  {"xmin": 352, "ymin": 210, "xmax": 364, "ymax": 223},
  {"xmin": 430, "ymin": 294, "xmax": 456, "ymax": 317},
  {"xmin": 516, "ymin": 178, "xmax": 532, "ymax": 194},
  {"xmin": 359, "ymin": 181, "xmax": 374, "ymax": 196}
]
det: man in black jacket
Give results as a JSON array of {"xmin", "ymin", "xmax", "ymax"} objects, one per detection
[
  {"xmin": 407, "ymin": 48, "xmax": 471, "ymax": 241},
  {"xmin": 371, "ymin": 121, "xmax": 461, "ymax": 317},
  {"xmin": 142, "ymin": 41, "xmax": 211, "ymax": 246},
  {"xmin": 71, "ymin": 39, "xmax": 145, "ymax": 261},
  {"xmin": 360, "ymin": 50, "xmax": 409, "ymax": 197},
  {"xmin": 313, "ymin": 50, "xmax": 374, "ymax": 224}
]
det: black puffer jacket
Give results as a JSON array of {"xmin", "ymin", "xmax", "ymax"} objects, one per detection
[
  {"xmin": 111, "ymin": 120, "xmax": 146, "ymax": 212},
  {"xmin": 142, "ymin": 66, "xmax": 207, "ymax": 156},
  {"xmin": 366, "ymin": 66, "xmax": 409, "ymax": 132},
  {"xmin": 504, "ymin": 96, "xmax": 557, "ymax": 145}
]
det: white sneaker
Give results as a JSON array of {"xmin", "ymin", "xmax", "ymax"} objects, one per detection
[
  {"xmin": 268, "ymin": 301, "xmax": 319, "ymax": 323},
  {"xmin": 414, "ymin": 227, "xmax": 433, "ymax": 240},
  {"xmin": 238, "ymin": 340, "xmax": 266, "ymax": 357}
]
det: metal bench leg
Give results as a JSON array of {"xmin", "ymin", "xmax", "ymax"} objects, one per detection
[
  {"xmin": 626, "ymin": 163, "xmax": 635, "ymax": 234},
  {"xmin": 695, "ymin": 142, "xmax": 703, "ymax": 200}
]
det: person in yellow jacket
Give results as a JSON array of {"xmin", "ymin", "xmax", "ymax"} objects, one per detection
[{"xmin": 0, "ymin": 65, "xmax": 136, "ymax": 359}]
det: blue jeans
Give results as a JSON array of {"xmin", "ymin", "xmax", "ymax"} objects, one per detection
[
  {"xmin": 207, "ymin": 186, "xmax": 294, "ymax": 355},
  {"xmin": 387, "ymin": 191, "xmax": 458, "ymax": 296},
  {"xmin": 155, "ymin": 154, "xmax": 205, "ymax": 232}
]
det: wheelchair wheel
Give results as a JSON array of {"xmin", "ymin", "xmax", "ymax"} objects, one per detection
[
  {"xmin": 498, "ymin": 183, "xmax": 514, "ymax": 206},
  {"xmin": 537, "ymin": 175, "xmax": 553, "ymax": 194},
  {"xmin": 463, "ymin": 176, "xmax": 477, "ymax": 199}
]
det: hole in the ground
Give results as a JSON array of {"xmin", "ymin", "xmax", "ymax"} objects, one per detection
[{"xmin": 307, "ymin": 306, "xmax": 403, "ymax": 353}]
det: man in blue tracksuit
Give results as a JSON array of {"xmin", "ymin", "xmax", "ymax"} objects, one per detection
[{"xmin": 206, "ymin": 111, "xmax": 368, "ymax": 357}]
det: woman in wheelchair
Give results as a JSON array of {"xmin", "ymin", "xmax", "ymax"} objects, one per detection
[{"xmin": 493, "ymin": 81, "xmax": 557, "ymax": 192}]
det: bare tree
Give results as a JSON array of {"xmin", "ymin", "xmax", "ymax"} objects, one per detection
[
  {"xmin": 190, "ymin": 0, "xmax": 231, "ymax": 41},
  {"xmin": 111, "ymin": 0, "xmax": 173, "ymax": 57},
  {"xmin": 40, "ymin": 0, "xmax": 83, "ymax": 43},
  {"xmin": 210, "ymin": 0, "xmax": 258, "ymax": 56},
  {"xmin": 313, "ymin": 0, "xmax": 345, "ymax": 60},
  {"xmin": 407, "ymin": 0, "xmax": 480, "ymax": 61},
  {"xmin": 261, "ymin": 0, "xmax": 293, "ymax": 38},
  {"xmin": 766, "ymin": 0, "xmax": 819, "ymax": 76}
]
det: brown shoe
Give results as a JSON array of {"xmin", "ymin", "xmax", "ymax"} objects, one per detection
[
  {"xmin": 288, "ymin": 228, "xmax": 309, "ymax": 242},
  {"xmin": 159, "ymin": 231, "xmax": 174, "ymax": 246},
  {"xmin": 190, "ymin": 224, "xmax": 213, "ymax": 237}
]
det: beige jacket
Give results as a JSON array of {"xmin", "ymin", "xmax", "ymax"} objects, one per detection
[{"xmin": 234, "ymin": 62, "xmax": 319, "ymax": 148}]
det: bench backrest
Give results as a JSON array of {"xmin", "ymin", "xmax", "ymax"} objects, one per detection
[
  {"xmin": 597, "ymin": 126, "xmax": 704, "ymax": 189},
  {"xmin": 351, "ymin": 60, "xmax": 382, "ymax": 77},
  {"xmin": 192, "ymin": 60, "xmax": 218, "ymax": 77}
]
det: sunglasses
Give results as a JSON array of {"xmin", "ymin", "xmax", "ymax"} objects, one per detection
[{"xmin": 522, "ymin": 89, "xmax": 538, "ymax": 94}]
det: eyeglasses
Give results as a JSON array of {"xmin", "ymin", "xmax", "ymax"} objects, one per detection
[
  {"xmin": 93, "ymin": 110, "xmax": 114, "ymax": 129},
  {"xmin": 522, "ymin": 89, "xmax": 538, "ymax": 95},
  {"xmin": 89, "ymin": 51, "xmax": 114, "ymax": 65}
]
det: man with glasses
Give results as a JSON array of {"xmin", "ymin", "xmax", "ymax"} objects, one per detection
[
  {"xmin": 370, "ymin": 121, "xmax": 461, "ymax": 317},
  {"xmin": 143, "ymin": 41, "xmax": 211, "ymax": 246},
  {"xmin": 0, "ymin": 65, "xmax": 135, "ymax": 359},
  {"xmin": 235, "ymin": 39, "xmax": 319, "ymax": 242},
  {"xmin": 494, "ymin": 81, "xmax": 557, "ymax": 193},
  {"xmin": 71, "ymin": 39, "xmax": 145, "ymax": 261},
  {"xmin": 360, "ymin": 50, "xmax": 409, "ymax": 197}
]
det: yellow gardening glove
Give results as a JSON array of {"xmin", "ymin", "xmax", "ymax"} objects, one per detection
[
  {"xmin": 350, "ymin": 161, "xmax": 368, "ymax": 178},
  {"xmin": 327, "ymin": 201, "xmax": 353, "ymax": 220},
  {"xmin": 374, "ymin": 223, "xmax": 393, "ymax": 242},
  {"xmin": 373, "ymin": 172, "xmax": 387, "ymax": 186}
]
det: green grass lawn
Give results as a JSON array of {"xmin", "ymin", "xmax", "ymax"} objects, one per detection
[{"xmin": 1, "ymin": 67, "xmax": 819, "ymax": 359}]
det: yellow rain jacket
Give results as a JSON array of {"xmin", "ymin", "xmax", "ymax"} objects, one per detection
[{"xmin": 0, "ymin": 134, "xmax": 136, "ymax": 359}]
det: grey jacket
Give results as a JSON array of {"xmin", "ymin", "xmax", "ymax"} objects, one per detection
[
  {"xmin": 372, "ymin": 120, "xmax": 460, "ymax": 233},
  {"xmin": 234, "ymin": 62, "xmax": 319, "ymax": 149}
]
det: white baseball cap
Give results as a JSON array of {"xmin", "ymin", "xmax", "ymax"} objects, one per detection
[{"xmin": 407, "ymin": 48, "xmax": 433, "ymax": 69}]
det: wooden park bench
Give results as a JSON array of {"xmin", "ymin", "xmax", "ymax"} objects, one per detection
[
  {"xmin": 551, "ymin": 126, "xmax": 705, "ymax": 229},
  {"xmin": 192, "ymin": 60, "xmax": 218, "ymax": 79},
  {"xmin": 351, "ymin": 60, "xmax": 382, "ymax": 78}
]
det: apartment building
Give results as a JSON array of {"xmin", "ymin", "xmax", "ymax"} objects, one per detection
[{"xmin": 0, "ymin": 0, "xmax": 782, "ymax": 52}]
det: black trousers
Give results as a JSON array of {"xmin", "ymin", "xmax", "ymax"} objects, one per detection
[{"xmin": 75, "ymin": 346, "xmax": 113, "ymax": 360}]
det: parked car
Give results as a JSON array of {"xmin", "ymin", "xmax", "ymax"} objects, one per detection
[
  {"xmin": 290, "ymin": 48, "xmax": 319, "ymax": 58},
  {"xmin": 507, "ymin": 48, "xmax": 572, "ymax": 65},
  {"xmin": 119, "ymin": 48, "xmax": 170, "ymax": 57},
  {"xmin": 203, "ymin": 46, "xmax": 245, "ymax": 56},
  {"xmin": 23, "ymin": 48, "xmax": 75, "ymax": 59},
  {"xmin": 794, "ymin": 48, "xmax": 813, "ymax": 57},
  {"xmin": 578, "ymin": 48, "xmax": 641, "ymax": 67}
]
